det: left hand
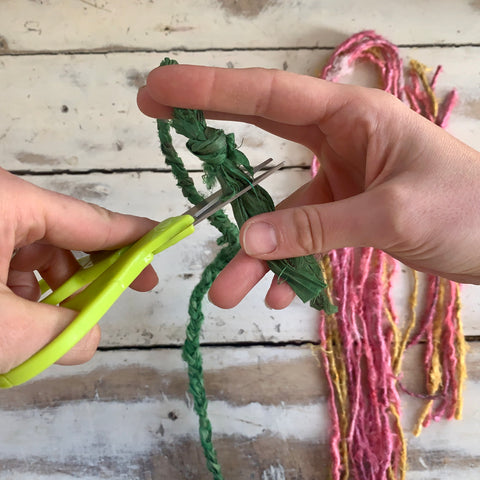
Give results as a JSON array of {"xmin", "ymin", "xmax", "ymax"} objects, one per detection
[{"xmin": 1, "ymin": 167, "xmax": 158, "ymax": 374}]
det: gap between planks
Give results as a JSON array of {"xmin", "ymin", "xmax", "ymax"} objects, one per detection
[
  {"xmin": 8, "ymin": 164, "xmax": 297, "ymax": 177},
  {"xmin": 96, "ymin": 334, "xmax": 480, "ymax": 353},
  {"xmin": 1, "ymin": 43, "xmax": 480, "ymax": 57},
  {"xmin": 96, "ymin": 339, "xmax": 325, "ymax": 352}
]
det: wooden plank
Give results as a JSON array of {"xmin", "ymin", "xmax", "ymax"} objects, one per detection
[
  {"xmin": 1, "ymin": 0, "xmax": 480, "ymax": 52},
  {"xmin": 1, "ymin": 47, "xmax": 479, "ymax": 173},
  {"xmin": 1, "ymin": 3, "xmax": 479, "ymax": 480},
  {"xmin": 1, "ymin": 343, "xmax": 479, "ymax": 479},
  {"xmin": 0, "ymin": 50, "xmax": 326, "ymax": 173},
  {"xmin": 20, "ymin": 170, "xmax": 480, "ymax": 345}
]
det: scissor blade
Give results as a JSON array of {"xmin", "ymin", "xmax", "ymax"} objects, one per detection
[
  {"xmin": 184, "ymin": 158, "xmax": 275, "ymax": 220},
  {"xmin": 184, "ymin": 159, "xmax": 284, "ymax": 224}
]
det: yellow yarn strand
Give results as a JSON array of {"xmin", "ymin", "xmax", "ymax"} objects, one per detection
[
  {"xmin": 454, "ymin": 284, "xmax": 468, "ymax": 420},
  {"xmin": 389, "ymin": 403, "xmax": 408, "ymax": 480},
  {"xmin": 429, "ymin": 278, "xmax": 446, "ymax": 394},
  {"xmin": 382, "ymin": 258, "xmax": 401, "ymax": 363},
  {"xmin": 413, "ymin": 278, "xmax": 446, "ymax": 436},
  {"xmin": 409, "ymin": 59, "xmax": 439, "ymax": 118},
  {"xmin": 394, "ymin": 270, "xmax": 419, "ymax": 375},
  {"xmin": 380, "ymin": 257, "xmax": 408, "ymax": 479},
  {"xmin": 318, "ymin": 256, "xmax": 350, "ymax": 479}
]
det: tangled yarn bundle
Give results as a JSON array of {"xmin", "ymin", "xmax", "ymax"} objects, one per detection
[{"xmin": 314, "ymin": 31, "xmax": 466, "ymax": 480}]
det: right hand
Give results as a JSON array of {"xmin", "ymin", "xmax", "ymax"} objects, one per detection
[{"xmin": 137, "ymin": 64, "xmax": 480, "ymax": 309}]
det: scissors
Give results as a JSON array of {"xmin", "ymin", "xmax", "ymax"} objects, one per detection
[{"xmin": 0, "ymin": 159, "xmax": 283, "ymax": 389}]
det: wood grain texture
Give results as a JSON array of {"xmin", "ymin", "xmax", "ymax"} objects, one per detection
[
  {"xmin": 1, "ymin": 0, "xmax": 479, "ymax": 52},
  {"xmin": 1, "ymin": 1, "xmax": 480, "ymax": 479},
  {"xmin": 1, "ymin": 344, "xmax": 480, "ymax": 479},
  {"xmin": 1, "ymin": 48, "xmax": 479, "ymax": 173}
]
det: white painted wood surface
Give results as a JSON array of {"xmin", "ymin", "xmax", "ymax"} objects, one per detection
[
  {"xmin": 1, "ymin": 1, "xmax": 480, "ymax": 479},
  {"xmin": 1, "ymin": 48, "xmax": 479, "ymax": 172},
  {"xmin": 2, "ymin": 345, "xmax": 480, "ymax": 479},
  {"xmin": 1, "ymin": 0, "xmax": 479, "ymax": 51}
]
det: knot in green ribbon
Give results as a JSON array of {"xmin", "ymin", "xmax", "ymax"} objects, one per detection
[{"xmin": 186, "ymin": 127, "xmax": 228, "ymax": 188}]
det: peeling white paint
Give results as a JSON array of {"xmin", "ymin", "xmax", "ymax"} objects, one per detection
[
  {"xmin": 1, "ymin": 2, "xmax": 480, "ymax": 479},
  {"xmin": 41, "ymin": 345, "xmax": 315, "ymax": 380},
  {"xmin": 262, "ymin": 463, "xmax": 286, "ymax": 480},
  {"xmin": 0, "ymin": 476, "xmax": 102, "ymax": 480},
  {"xmin": 0, "ymin": 400, "xmax": 327, "ymax": 461},
  {"xmin": 2, "ymin": 0, "xmax": 480, "ymax": 51},
  {"xmin": 418, "ymin": 456, "xmax": 428, "ymax": 469}
]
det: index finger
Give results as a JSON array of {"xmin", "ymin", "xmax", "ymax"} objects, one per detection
[
  {"xmin": 9, "ymin": 170, "xmax": 157, "ymax": 253},
  {"xmin": 143, "ymin": 64, "xmax": 346, "ymax": 125},
  {"xmin": 0, "ymin": 170, "xmax": 157, "ymax": 284}
]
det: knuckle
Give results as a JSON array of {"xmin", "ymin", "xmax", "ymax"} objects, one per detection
[
  {"xmin": 72, "ymin": 325, "xmax": 101, "ymax": 364},
  {"xmin": 374, "ymin": 183, "xmax": 419, "ymax": 248},
  {"xmin": 254, "ymin": 68, "xmax": 278, "ymax": 116},
  {"xmin": 88, "ymin": 202, "xmax": 113, "ymax": 222},
  {"xmin": 290, "ymin": 206, "xmax": 324, "ymax": 255},
  {"xmin": 342, "ymin": 87, "xmax": 404, "ymax": 137},
  {"xmin": 87, "ymin": 203, "xmax": 116, "ymax": 246},
  {"xmin": 0, "ymin": 304, "xmax": 17, "ymax": 375},
  {"xmin": 0, "ymin": 356, "xmax": 13, "ymax": 375},
  {"xmin": 0, "ymin": 338, "xmax": 16, "ymax": 375}
]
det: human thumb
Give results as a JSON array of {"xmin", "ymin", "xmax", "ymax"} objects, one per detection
[{"xmin": 240, "ymin": 191, "xmax": 390, "ymax": 259}]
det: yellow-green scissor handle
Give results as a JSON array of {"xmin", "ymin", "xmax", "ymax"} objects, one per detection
[{"xmin": 0, "ymin": 215, "xmax": 194, "ymax": 389}]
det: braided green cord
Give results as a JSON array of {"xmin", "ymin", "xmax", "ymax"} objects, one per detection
[
  {"xmin": 183, "ymin": 247, "xmax": 239, "ymax": 479},
  {"xmin": 157, "ymin": 117, "xmax": 237, "ymax": 480},
  {"xmin": 156, "ymin": 57, "xmax": 336, "ymax": 480}
]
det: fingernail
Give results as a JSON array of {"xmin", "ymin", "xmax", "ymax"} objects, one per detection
[{"xmin": 243, "ymin": 221, "xmax": 277, "ymax": 256}]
